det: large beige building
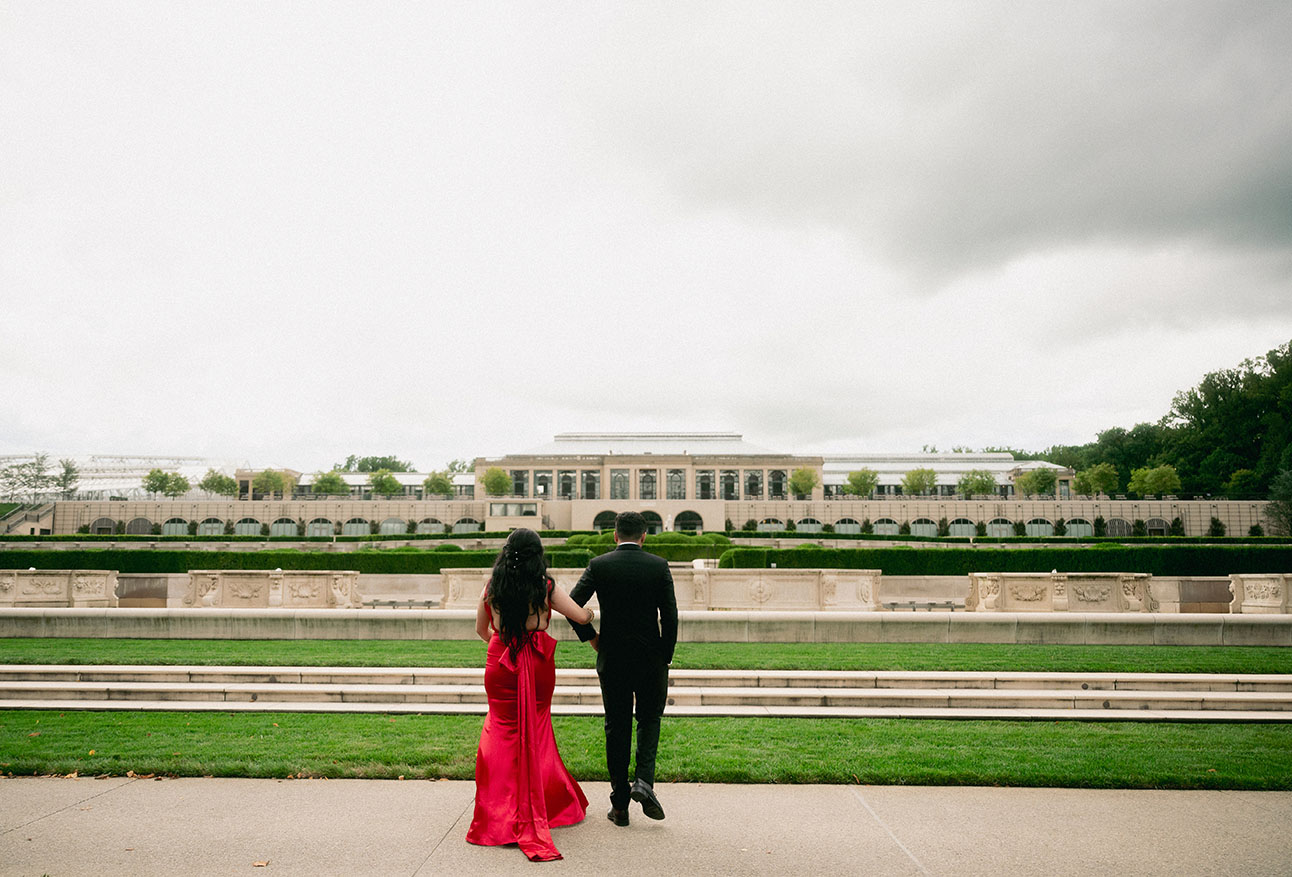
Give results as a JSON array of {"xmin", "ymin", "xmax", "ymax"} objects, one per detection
[{"xmin": 1, "ymin": 433, "xmax": 1270, "ymax": 538}]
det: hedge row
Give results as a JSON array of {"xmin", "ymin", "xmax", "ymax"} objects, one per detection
[
  {"xmin": 716, "ymin": 546, "xmax": 1292, "ymax": 577},
  {"xmin": 1, "ymin": 530, "xmax": 580, "ymax": 543},
  {"xmin": 0, "ymin": 549, "xmax": 594, "ymax": 575}
]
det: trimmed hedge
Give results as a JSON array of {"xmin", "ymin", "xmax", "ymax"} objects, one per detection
[
  {"xmin": 0, "ymin": 530, "xmax": 583, "ymax": 544},
  {"xmin": 0, "ymin": 549, "xmax": 594, "ymax": 575},
  {"xmin": 717, "ymin": 545, "xmax": 1292, "ymax": 577}
]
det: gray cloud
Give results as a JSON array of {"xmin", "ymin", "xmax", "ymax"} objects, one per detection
[{"xmin": 570, "ymin": 2, "xmax": 1292, "ymax": 278}]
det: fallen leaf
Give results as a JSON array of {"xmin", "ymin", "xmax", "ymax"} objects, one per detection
[
  {"xmin": 398, "ymin": 775, "xmax": 405, "ymax": 780},
  {"xmin": 88, "ymin": 749, "xmax": 95, "ymax": 756},
  {"xmin": 125, "ymin": 848, "xmax": 134, "ymax": 852},
  {"xmin": 272, "ymin": 723, "xmax": 279, "ymax": 727},
  {"xmin": 28, "ymin": 732, "xmax": 40, "ymax": 737},
  {"xmin": 253, "ymin": 861, "xmax": 269, "ymax": 867},
  {"xmin": 1207, "ymin": 768, "xmax": 1217, "ymax": 773}
]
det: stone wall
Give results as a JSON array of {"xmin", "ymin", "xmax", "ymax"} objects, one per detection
[
  {"xmin": 440, "ymin": 567, "xmax": 881, "ymax": 611},
  {"xmin": 181, "ymin": 570, "xmax": 362, "ymax": 609},
  {"xmin": 1230, "ymin": 574, "xmax": 1289, "ymax": 614},
  {"xmin": 967, "ymin": 572, "xmax": 1154, "ymax": 612},
  {"xmin": 0, "ymin": 569, "xmax": 117, "ymax": 608}
]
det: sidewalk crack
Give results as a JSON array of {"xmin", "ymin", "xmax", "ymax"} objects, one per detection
[
  {"xmin": 850, "ymin": 786, "xmax": 931, "ymax": 875},
  {"xmin": 411, "ymin": 787, "xmax": 474, "ymax": 876},
  {"xmin": 2, "ymin": 777, "xmax": 141, "ymax": 835}
]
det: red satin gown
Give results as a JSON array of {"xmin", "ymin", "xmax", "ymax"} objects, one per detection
[{"xmin": 466, "ymin": 585, "xmax": 588, "ymax": 861}]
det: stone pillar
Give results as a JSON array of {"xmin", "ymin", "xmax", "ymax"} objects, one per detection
[{"xmin": 1230, "ymin": 574, "xmax": 1289, "ymax": 614}]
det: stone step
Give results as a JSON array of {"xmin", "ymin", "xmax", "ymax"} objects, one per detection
[
  {"xmin": 0, "ymin": 697, "xmax": 1286, "ymax": 723},
  {"xmin": 2, "ymin": 680, "xmax": 1290, "ymax": 712},
  {"xmin": 3, "ymin": 665, "xmax": 1290, "ymax": 692}
]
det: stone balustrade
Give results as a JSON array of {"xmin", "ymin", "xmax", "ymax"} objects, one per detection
[
  {"xmin": 1230, "ymin": 574, "xmax": 1289, "ymax": 614},
  {"xmin": 181, "ymin": 570, "xmax": 362, "ymax": 609},
  {"xmin": 0, "ymin": 569, "xmax": 118, "ymax": 608},
  {"xmin": 440, "ymin": 567, "xmax": 881, "ymax": 611},
  {"xmin": 967, "ymin": 572, "xmax": 1155, "ymax": 612}
]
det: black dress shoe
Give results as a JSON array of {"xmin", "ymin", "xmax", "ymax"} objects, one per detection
[
  {"xmin": 630, "ymin": 780, "xmax": 665, "ymax": 820},
  {"xmin": 607, "ymin": 806, "xmax": 629, "ymax": 826}
]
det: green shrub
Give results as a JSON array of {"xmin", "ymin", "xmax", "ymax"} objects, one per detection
[
  {"xmin": 1013, "ymin": 521, "xmax": 1026, "ymax": 537},
  {"xmin": 1132, "ymin": 519, "xmax": 1147, "ymax": 537},
  {"xmin": 1093, "ymin": 516, "xmax": 1107, "ymax": 537},
  {"xmin": 1053, "ymin": 518, "xmax": 1067, "ymax": 536},
  {"xmin": 1209, "ymin": 517, "xmax": 1227, "ymax": 537},
  {"xmin": 742, "ymin": 519, "xmax": 757, "ymax": 532},
  {"xmin": 1250, "ymin": 524, "xmax": 1265, "ymax": 537},
  {"xmin": 716, "ymin": 545, "xmax": 1292, "ymax": 576},
  {"xmin": 1170, "ymin": 517, "xmax": 1186, "ymax": 537},
  {"xmin": 898, "ymin": 522, "xmax": 911, "ymax": 535},
  {"xmin": 936, "ymin": 517, "xmax": 949, "ymax": 537},
  {"xmin": 975, "ymin": 521, "xmax": 987, "ymax": 537}
]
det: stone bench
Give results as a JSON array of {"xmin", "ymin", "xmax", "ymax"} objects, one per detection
[{"xmin": 364, "ymin": 598, "xmax": 441, "ymax": 610}]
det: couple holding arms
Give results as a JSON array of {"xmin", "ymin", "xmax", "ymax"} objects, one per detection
[{"xmin": 467, "ymin": 511, "xmax": 679, "ymax": 862}]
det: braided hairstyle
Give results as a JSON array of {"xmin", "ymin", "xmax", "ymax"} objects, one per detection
[{"xmin": 487, "ymin": 527, "xmax": 550, "ymax": 658}]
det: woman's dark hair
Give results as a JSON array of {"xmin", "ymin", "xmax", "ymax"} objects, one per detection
[{"xmin": 488, "ymin": 528, "xmax": 549, "ymax": 657}]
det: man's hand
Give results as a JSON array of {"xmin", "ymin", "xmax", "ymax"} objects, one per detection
[{"xmin": 590, "ymin": 635, "xmax": 600, "ymax": 653}]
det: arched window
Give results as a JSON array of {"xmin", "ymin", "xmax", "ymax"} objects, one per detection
[
  {"xmin": 910, "ymin": 517, "xmax": 937, "ymax": 537},
  {"xmin": 796, "ymin": 517, "xmax": 823, "ymax": 533},
  {"xmin": 197, "ymin": 517, "xmax": 224, "ymax": 536},
  {"xmin": 666, "ymin": 469, "xmax": 686, "ymax": 500},
  {"xmin": 757, "ymin": 517, "xmax": 784, "ymax": 532},
  {"xmin": 379, "ymin": 517, "xmax": 406, "ymax": 535},
  {"xmin": 306, "ymin": 517, "xmax": 334, "ymax": 538},
  {"xmin": 1066, "ymin": 518, "xmax": 1093, "ymax": 538},
  {"xmin": 720, "ymin": 470, "xmax": 738, "ymax": 501},
  {"xmin": 638, "ymin": 470, "xmax": 656, "ymax": 500},
  {"xmin": 744, "ymin": 470, "xmax": 763, "ymax": 499},
  {"xmin": 986, "ymin": 518, "xmax": 1013, "ymax": 538},
  {"xmin": 270, "ymin": 517, "xmax": 297, "ymax": 537},
  {"xmin": 949, "ymin": 517, "xmax": 976, "ymax": 538},
  {"xmin": 90, "ymin": 517, "xmax": 116, "ymax": 534},
  {"xmin": 873, "ymin": 517, "xmax": 899, "ymax": 536},
  {"xmin": 1025, "ymin": 518, "xmax": 1054, "ymax": 538},
  {"xmin": 593, "ymin": 511, "xmax": 617, "ymax": 531},
  {"xmin": 417, "ymin": 517, "xmax": 444, "ymax": 534},
  {"xmin": 1106, "ymin": 518, "xmax": 1132, "ymax": 537},
  {"xmin": 611, "ymin": 470, "xmax": 630, "ymax": 500},
  {"xmin": 834, "ymin": 517, "xmax": 862, "ymax": 535},
  {"xmin": 642, "ymin": 511, "xmax": 663, "ymax": 535},
  {"xmin": 161, "ymin": 517, "xmax": 188, "ymax": 536},
  {"xmin": 675, "ymin": 511, "xmax": 703, "ymax": 532},
  {"xmin": 453, "ymin": 517, "xmax": 482, "ymax": 534},
  {"xmin": 1146, "ymin": 517, "xmax": 1169, "ymax": 537},
  {"xmin": 234, "ymin": 517, "xmax": 262, "ymax": 536},
  {"xmin": 125, "ymin": 517, "xmax": 153, "ymax": 535},
  {"xmin": 768, "ymin": 470, "xmax": 787, "ymax": 499},
  {"xmin": 342, "ymin": 517, "xmax": 369, "ymax": 536}
]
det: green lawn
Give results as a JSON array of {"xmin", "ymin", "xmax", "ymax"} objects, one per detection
[
  {"xmin": 1, "ymin": 710, "xmax": 1288, "ymax": 790},
  {"xmin": 1, "ymin": 638, "xmax": 1290, "ymax": 674}
]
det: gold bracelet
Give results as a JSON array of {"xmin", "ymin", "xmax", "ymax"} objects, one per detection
[{"xmin": 585, "ymin": 607, "xmax": 596, "ymax": 624}]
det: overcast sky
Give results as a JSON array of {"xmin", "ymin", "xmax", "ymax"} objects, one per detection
[{"xmin": 3, "ymin": 2, "xmax": 1290, "ymax": 473}]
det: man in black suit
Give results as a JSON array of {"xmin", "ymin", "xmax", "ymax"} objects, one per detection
[{"xmin": 569, "ymin": 510, "xmax": 679, "ymax": 826}]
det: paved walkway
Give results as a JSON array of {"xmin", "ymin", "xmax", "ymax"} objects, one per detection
[{"xmin": 2, "ymin": 778, "xmax": 1290, "ymax": 876}]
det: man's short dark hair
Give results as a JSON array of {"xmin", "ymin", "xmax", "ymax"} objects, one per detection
[{"xmin": 615, "ymin": 511, "xmax": 647, "ymax": 540}]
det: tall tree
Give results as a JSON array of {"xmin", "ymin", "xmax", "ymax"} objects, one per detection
[
  {"xmin": 1073, "ymin": 462, "xmax": 1118, "ymax": 496},
  {"xmin": 482, "ymin": 467, "xmax": 511, "ymax": 496},
  {"xmin": 1127, "ymin": 464, "xmax": 1182, "ymax": 497},
  {"xmin": 368, "ymin": 469, "xmax": 403, "ymax": 497},
  {"xmin": 54, "ymin": 459, "xmax": 80, "ymax": 500},
  {"xmin": 311, "ymin": 471, "xmax": 350, "ymax": 495},
  {"xmin": 789, "ymin": 467, "xmax": 820, "ymax": 499},
  {"xmin": 252, "ymin": 469, "xmax": 295, "ymax": 498},
  {"xmin": 446, "ymin": 459, "xmax": 471, "ymax": 473},
  {"xmin": 334, "ymin": 455, "xmax": 414, "ymax": 473},
  {"xmin": 141, "ymin": 468, "xmax": 172, "ymax": 497},
  {"xmin": 955, "ymin": 469, "xmax": 998, "ymax": 498},
  {"xmin": 162, "ymin": 473, "xmax": 190, "ymax": 499},
  {"xmin": 1266, "ymin": 470, "xmax": 1292, "ymax": 536},
  {"xmin": 901, "ymin": 468, "xmax": 937, "ymax": 496},
  {"xmin": 423, "ymin": 472, "xmax": 454, "ymax": 495},
  {"xmin": 1015, "ymin": 468, "xmax": 1058, "ymax": 497},
  {"xmin": 199, "ymin": 469, "xmax": 238, "ymax": 497},
  {"xmin": 843, "ymin": 469, "xmax": 879, "ymax": 497},
  {"xmin": 18, "ymin": 453, "xmax": 54, "ymax": 499}
]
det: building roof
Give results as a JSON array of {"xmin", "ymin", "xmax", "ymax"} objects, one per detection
[{"xmin": 518, "ymin": 432, "xmax": 779, "ymax": 457}]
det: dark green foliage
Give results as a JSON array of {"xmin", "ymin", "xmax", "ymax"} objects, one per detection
[
  {"xmin": 716, "ymin": 545, "xmax": 1292, "ymax": 576},
  {"xmin": 898, "ymin": 521, "xmax": 911, "ymax": 535},
  {"xmin": 1250, "ymin": 524, "xmax": 1265, "ymax": 537},
  {"xmin": 975, "ymin": 521, "xmax": 987, "ymax": 537},
  {"xmin": 1208, "ymin": 517, "xmax": 1227, "ymax": 537},
  {"xmin": 1170, "ymin": 517, "xmax": 1186, "ymax": 536},
  {"xmin": 1012, "ymin": 521, "xmax": 1026, "ymax": 537},
  {"xmin": 742, "ymin": 519, "xmax": 757, "ymax": 531},
  {"xmin": 1094, "ymin": 516, "xmax": 1107, "ymax": 537},
  {"xmin": 1132, "ymin": 519, "xmax": 1147, "ymax": 537},
  {"xmin": 936, "ymin": 517, "xmax": 949, "ymax": 537},
  {"xmin": 0, "ymin": 548, "xmax": 594, "ymax": 574},
  {"xmin": 1053, "ymin": 518, "xmax": 1067, "ymax": 536}
]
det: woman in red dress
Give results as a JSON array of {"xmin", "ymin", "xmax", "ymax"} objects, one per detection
[{"xmin": 466, "ymin": 527, "xmax": 592, "ymax": 862}]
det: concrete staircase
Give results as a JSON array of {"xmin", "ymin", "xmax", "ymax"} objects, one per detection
[{"xmin": 1, "ymin": 665, "xmax": 1290, "ymax": 721}]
